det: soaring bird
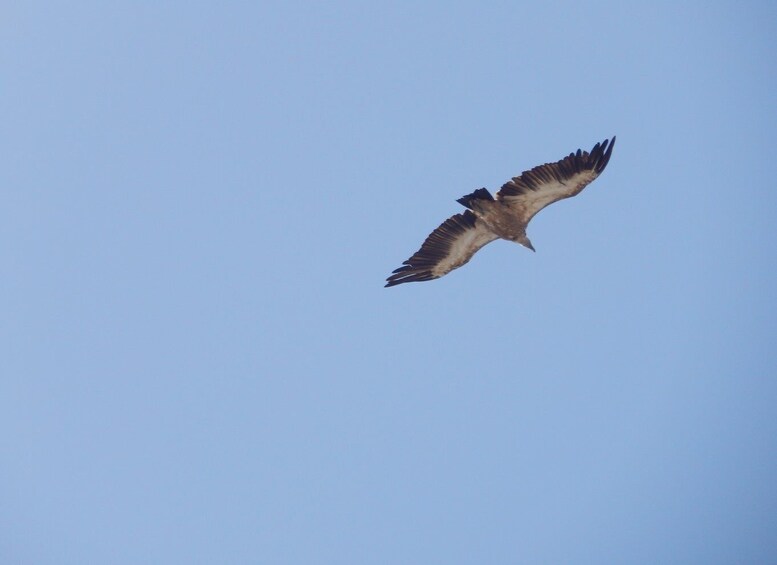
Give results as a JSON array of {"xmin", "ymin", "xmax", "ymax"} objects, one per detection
[{"xmin": 385, "ymin": 137, "xmax": 615, "ymax": 287}]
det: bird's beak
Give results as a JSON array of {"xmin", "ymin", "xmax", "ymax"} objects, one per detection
[{"xmin": 526, "ymin": 242, "xmax": 535, "ymax": 252}]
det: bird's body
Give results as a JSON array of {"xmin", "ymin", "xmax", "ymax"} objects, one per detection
[
  {"xmin": 458, "ymin": 189, "xmax": 530, "ymax": 242},
  {"xmin": 385, "ymin": 137, "xmax": 615, "ymax": 287}
]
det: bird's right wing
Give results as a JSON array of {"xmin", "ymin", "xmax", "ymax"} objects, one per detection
[
  {"xmin": 497, "ymin": 137, "xmax": 615, "ymax": 224},
  {"xmin": 385, "ymin": 210, "xmax": 498, "ymax": 287}
]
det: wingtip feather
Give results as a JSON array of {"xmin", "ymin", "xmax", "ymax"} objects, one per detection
[{"xmin": 595, "ymin": 136, "xmax": 616, "ymax": 173}]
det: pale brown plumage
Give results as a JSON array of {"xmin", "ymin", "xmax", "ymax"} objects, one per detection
[{"xmin": 385, "ymin": 137, "xmax": 615, "ymax": 287}]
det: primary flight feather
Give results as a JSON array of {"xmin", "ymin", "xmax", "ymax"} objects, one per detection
[{"xmin": 385, "ymin": 137, "xmax": 616, "ymax": 287}]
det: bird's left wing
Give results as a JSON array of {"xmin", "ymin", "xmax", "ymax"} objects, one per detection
[
  {"xmin": 497, "ymin": 137, "xmax": 615, "ymax": 223},
  {"xmin": 385, "ymin": 210, "xmax": 498, "ymax": 287}
]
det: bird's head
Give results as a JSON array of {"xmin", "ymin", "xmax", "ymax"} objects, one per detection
[{"xmin": 513, "ymin": 234, "xmax": 535, "ymax": 252}]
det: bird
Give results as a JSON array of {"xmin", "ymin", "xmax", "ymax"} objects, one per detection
[{"xmin": 385, "ymin": 137, "xmax": 616, "ymax": 287}]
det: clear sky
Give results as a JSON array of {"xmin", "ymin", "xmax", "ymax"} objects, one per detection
[{"xmin": 3, "ymin": 2, "xmax": 776, "ymax": 563}]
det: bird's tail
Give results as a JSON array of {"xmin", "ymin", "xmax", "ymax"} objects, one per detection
[{"xmin": 456, "ymin": 188, "xmax": 494, "ymax": 209}]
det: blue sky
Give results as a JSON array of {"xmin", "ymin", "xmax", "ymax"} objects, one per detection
[{"xmin": 2, "ymin": 1, "xmax": 776, "ymax": 563}]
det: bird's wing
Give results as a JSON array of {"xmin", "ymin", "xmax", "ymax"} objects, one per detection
[
  {"xmin": 497, "ymin": 137, "xmax": 615, "ymax": 223},
  {"xmin": 385, "ymin": 210, "xmax": 499, "ymax": 287}
]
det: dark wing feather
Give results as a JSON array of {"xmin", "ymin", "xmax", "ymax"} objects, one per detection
[
  {"xmin": 497, "ymin": 137, "xmax": 615, "ymax": 223},
  {"xmin": 385, "ymin": 210, "xmax": 498, "ymax": 287}
]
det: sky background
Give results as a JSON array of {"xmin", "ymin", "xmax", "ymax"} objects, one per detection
[{"xmin": 2, "ymin": 1, "xmax": 777, "ymax": 563}]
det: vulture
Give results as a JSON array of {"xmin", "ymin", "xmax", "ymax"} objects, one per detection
[{"xmin": 385, "ymin": 137, "xmax": 616, "ymax": 287}]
